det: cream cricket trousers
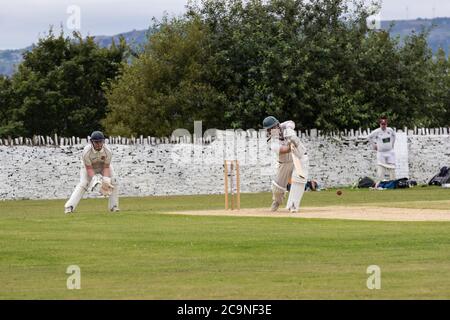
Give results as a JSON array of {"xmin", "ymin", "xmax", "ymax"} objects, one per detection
[
  {"xmin": 377, "ymin": 150, "xmax": 396, "ymax": 181},
  {"xmin": 65, "ymin": 164, "xmax": 119, "ymax": 211},
  {"xmin": 272, "ymin": 154, "xmax": 294, "ymax": 205}
]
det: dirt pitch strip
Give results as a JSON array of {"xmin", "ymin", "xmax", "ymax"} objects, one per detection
[{"xmin": 167, "ymin": 206, "xmax": 450, "ymax": 222}]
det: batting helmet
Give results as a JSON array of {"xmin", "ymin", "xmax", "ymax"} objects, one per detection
[
  {"xmin": 263, "ymin": 116, "xmax": 280, "ymax": 129},
  {"xmin": 90, "ymin": 131, "xmax": 105, "ymax": 141},
  {"xmin": 91, "ymin": 131, "xmax": 105, "ymax": 141}
]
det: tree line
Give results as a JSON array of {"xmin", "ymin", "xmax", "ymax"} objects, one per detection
[{"xmin": 1, "ymin": 0, "xmax": 450, "ymax": 138}]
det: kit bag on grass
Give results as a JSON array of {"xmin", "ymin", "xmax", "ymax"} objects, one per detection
[
  {"xmin": 358, "ymin": 177, "xmax": 376, "ymax": 188},
  {"xmin": 429, "ymin": 166, "xmax": 450, "ymax": 186}
]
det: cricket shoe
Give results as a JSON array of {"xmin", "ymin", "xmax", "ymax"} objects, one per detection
[
  {"xmin": 110, "ymin": 206, "xmax": 120, "ymax": 213},
  {"xmin": 64, "ymin": 206, "xmax": 74, "ymax": 214},
  {"xmin": 270, "ymin": 201, "xmax": 280, "ymax": 212}
]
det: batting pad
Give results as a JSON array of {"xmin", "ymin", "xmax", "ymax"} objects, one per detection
[{"xmin": 286, "ymin": 182, "xmax": 306, "ymax": 211}]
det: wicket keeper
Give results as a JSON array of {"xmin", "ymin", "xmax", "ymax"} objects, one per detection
[{"xmin": 64, "ymin": 131, "xmax": 119, "ymax": 214}]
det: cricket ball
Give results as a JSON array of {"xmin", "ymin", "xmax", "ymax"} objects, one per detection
[{"xmin": 337, "ymin": 190, "xmax": 342, "ymax": 196}]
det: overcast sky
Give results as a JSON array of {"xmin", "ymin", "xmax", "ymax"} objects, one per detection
[{"xmin": 1, "ymin": 0, "xmax": 450, "ymax": 50}]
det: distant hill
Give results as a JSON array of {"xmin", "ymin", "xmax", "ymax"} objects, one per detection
[
  {"xmin": 93, "ymin": 28, "xmax": 152, "ymax": 51},
  {"xmin": 0, "ymin": 47, "xmax": 31, "ymax": 76},
  {"xmin": 382, "ymin": 17, "xmax": 450, "ymax": 54},
  {"xmin": 2, "ymin": 18, "xmax": 450, "ymax": 76},
  {"xmin": 0, "ymin": 28, "xmax": 153, "ymax": 77}
]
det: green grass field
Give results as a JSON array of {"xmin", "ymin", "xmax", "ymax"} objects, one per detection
[{"xmin": 0, "ymin": 187, "xmax": 449, "ymax": 299}]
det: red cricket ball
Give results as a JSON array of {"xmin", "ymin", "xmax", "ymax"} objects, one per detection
[{"xmin": 337, "ymin": 190, "xmax": 342, "ymax": 196}]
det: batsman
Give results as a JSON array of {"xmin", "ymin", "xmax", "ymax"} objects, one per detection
[
  {"xmin": 263, "ymin": 116, "xmax": 309, "ymax": 213},
  {"xmin": 64, "ymin": 131, "xmax": 119, "ymax": 214}
]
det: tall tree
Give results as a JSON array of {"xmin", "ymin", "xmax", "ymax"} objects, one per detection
[
  {"xmin": 429, "ymin": 47, "xmax": 450, "ymax": 127},
  {"xmin": 105, "ymin": 0, "xmax": 446, "ymax": 135},
  {"xmin": 104, "ymin": 17, "xmax": 227, "ymax": 136},
  {"xmin": 9, "ymin": 29, "xmax": 127, "ymax": 137},
  {"xmin": 0, "ymin": 75, "xmax": 23, "ymax": 136}
]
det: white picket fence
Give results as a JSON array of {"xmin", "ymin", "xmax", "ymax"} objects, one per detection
[
  {"xmin": 0, "ymin": 134, "xmax": 194, "ymax": 146},
  {"xmin": 0, "ymin": 127, "xmax": 449, "ymax": 146}
]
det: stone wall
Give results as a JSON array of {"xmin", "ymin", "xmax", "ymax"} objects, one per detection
[
  {"xmin": 0, "ymin": 130, "xmax": 448, "ymax": 200},
  {"xmin": 408, "ymin": 134, "xmax": 450, "ymax": 182}
]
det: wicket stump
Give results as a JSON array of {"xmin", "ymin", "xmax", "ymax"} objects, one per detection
[{"xmin": 224, "ymin": 160, "xmax": 240, "ymax": 210}]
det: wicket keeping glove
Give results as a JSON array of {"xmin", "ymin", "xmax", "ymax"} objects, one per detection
[
  {"xmin": 100, "ymin": 176, "xmax": 114, "ymax": 196},
  {"xmin": 89, "ymin": 174, "xmax": 102, "ymax": 192}
]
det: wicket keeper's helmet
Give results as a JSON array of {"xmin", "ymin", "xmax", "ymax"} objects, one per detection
[
  {"xmin": 90, "ymin": 131, "xmax": 105, "ymax": 141},
  {"xmin": 263, "ymin": 116, "xmax": 280, "ymax": 129}
]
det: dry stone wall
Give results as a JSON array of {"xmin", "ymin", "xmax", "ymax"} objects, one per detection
[{"xmin": 0, "ymin": 129, "xmax": 448, "ymax": 200}]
